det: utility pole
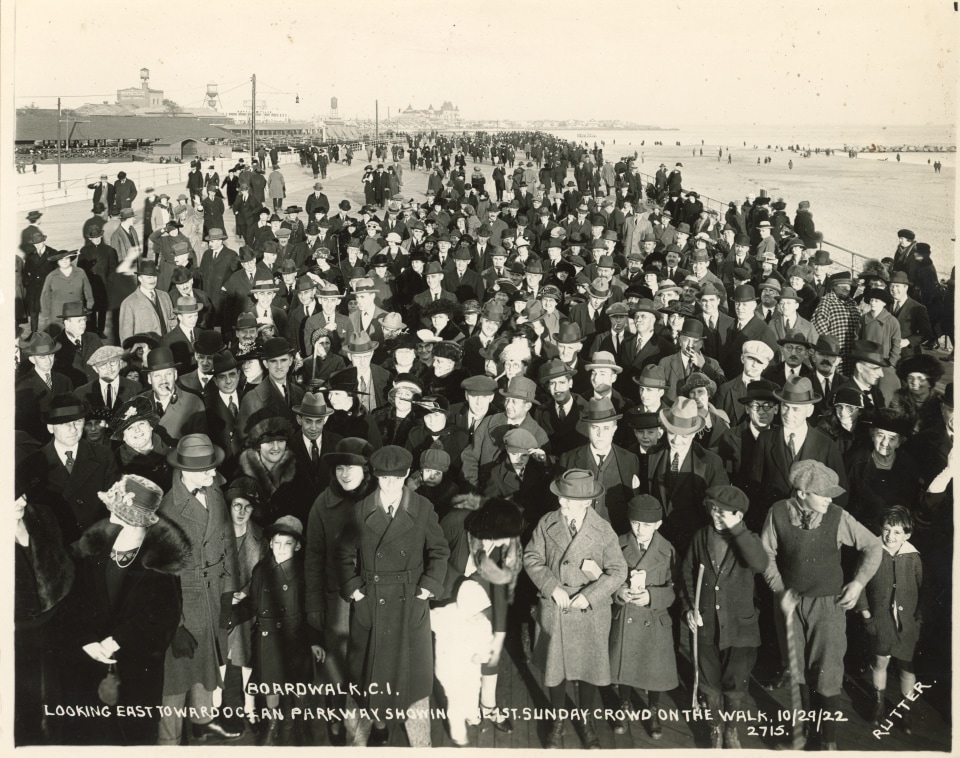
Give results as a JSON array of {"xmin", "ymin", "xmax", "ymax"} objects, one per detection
[
  {"xmin": 375, "ymin": 99, "xmax": 379, "ymax": 144},
  {"xmin": 56, "ymin": 97, "xmax": 62, "ymax": 189},
  {"xmin": 251, "ymin": 74, "xmax": 257, "ymax": 163}
]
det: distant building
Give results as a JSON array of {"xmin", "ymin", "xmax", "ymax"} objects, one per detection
[
  {"xmin": 223, "ymin": 99, "xmax": 290, "ymax": 124},
  {"xmin": 117, "ymin": 68, "xmax": 164, "ymax": 108},
  {"xmin": 399, "ymin": 101, "xmax": 461, "ymax": 124}
]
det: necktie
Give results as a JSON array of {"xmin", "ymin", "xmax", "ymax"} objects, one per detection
[
  {"xmin": 74, "ymin": 338, "xmax": 82, "ymax": 349},
  {"xmin": 64, "ymin": 451, "xmax": 74, "ymax": 473},
  {"xmin": 156, "ymin": 400, "xmax": 165, "ymax": 416},
  {"xmin": 799, "ymin": 509, "xmax": 813, "ymax": 530},
  {"xmin": 597, "ymin": 454, "xmax": 606, "ymax": 470},
  {"xmin": 191, "ymin": 487, "xmax": 204, "ymax": 496},
  {"xmin": 105, "ymin": 382, "xmax": 113, "ymax": 408},
  {"xmin": 359, "ymin": 375, "xmax": 368, "ymax": 398},
  {"xmin": 863, "ymin": 390, "xmax": 874, "ymax": 409},
  {"xmin": 387, "ymin": 505, "xmax": 395, "ymax": 519},
  {"xmin": 823, "ymin": 376, "xmax": 830, "ymax": 397},
  {"xmin": 788, "ymin": 432, "xmax": 797, "ymax": 461},
  {"xmin": 42, "ymin": 373, "xmax": 52, "ymax": 389},
  {"xmin": 433, "ymin": 293, "xmax": 439, "ymax": 302},
  {"xmin": 558, "ymin": 405, "xmax": 567, "ymax": 421},
  {"xmin": 228, "ymin": 395, "xmax": 238, "ymax": 418},
  {"xmin": 612, "ymin": 334, "xmax": 619, "ymax": 353},
  {"xmin": 569, "ymin": 519, "xmax": 577, "ymax": 538},
  {"xmin": 311, "ymin": 439, "xmax": 320, "ymax": 468},
  {"xmin": 671, "ymin": 452, "xmax": 680, "ymax": 473}
]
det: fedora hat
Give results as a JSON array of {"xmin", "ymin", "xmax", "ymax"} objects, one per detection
[
  {"xmin": 555, "ymin": 322, "xmax": 583, "ymax": 344},
  {"xmin": 60, "ymin": 301, "xmax": 91, "ymax": 319},
  {"xmin": 773, "ymin": 376, "xmax": 822, "ymax": 405},
  {"xmin": 678, "ymin": 319, "xmax": 705, "ymax": 340},
  {"xmin": 578, "ymin": 397, "xmax": 623, "ymax": 426},
  {"xmin": 292, "ymin": 391, "xmax": 334, "ymax": 418},
  {"xmin": 499, "ymin": 376, "xmax": 539, "ymax": 405},
  {"xmin": 849, "ymin": 339, "xmax": 890, "ymax": 367},
  {"xmin": 212, "ymin": 350, "xmax": 238, "ymax": 375},
  {"xmin": 778, "ymin": 286, "xmax": 803, "ymax": 302},
  {"xmin": 812, "ymin": 250, "xmax": 833, "ymax": 266},
  {"xmin": 736, "ymin": 379, "xmax": 780, "ymax": 405},
  {"xmin": 539, "ymin": 358, "xmax": 574, "ymax": 384},
  {"xmin": 295, "ymin": 276, "xmax": 318, "ymax": 293},
  {"xmin": 172, "ymin": 296, "xmax": 203, "ymax": 314},
  {"xmin": 659, "ymin": 397, "xmax": 706, "ymax": 435},
  {"xmin": 549, "ymin": 469, "xmax": 605, "ymax": 500},
  {"xmin": 144, "ymin": 346, "xmax": 178, "ymax": 372},
  {"xmin": 584, "ymin": 351, "xmax": 622, "ymax": 374},
  {"xmin": 99, "ymin": 474, "xmax": 164, "ymax": 528},
  {"xmin": 587, "ymin": 279, "xmax": 611, "ymax": 300},
  {"xmin": 250, "ymin": 278, "xmax": 279, "ymax": 293},
  {"xmin": 813, "ymin": 334, "xmax": 841, "ymax": 356},
  {"xmin": 379, "ymin": 312, "xmax": 406, "ymax": 331},
  {"xmin": 345, "ymin": 332, "xmax": 378, "ymax": 354},
  {"xmin": 206, "ymin": 227, "xmax": 227, "ymax": 241},
  {"xmin": 888, "ymin": 271, "xmax": 910, "ymax": 285},
  {"xmin": 166, "ymin": 433, "xmax": 224, "ymax": 471},
  {"xmin": 45, "ymin": 393, "xmax": 87, "ymax": 424},
  {"xmin": 194, "ymin": 330, "xmax": 224, "ymax": 356},
  {"xmin": 634, "ymin": 364, "xmax": 667, "ymax": 389},
  {"xmin": 733, "ymin": 284, "xmax": 758, "ymax": 302}
]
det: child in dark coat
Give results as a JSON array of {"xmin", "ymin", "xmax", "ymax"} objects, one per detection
[
  {"xmin": 607, "ymin": 495, "xmax": 678, "ymax": 741},
  {"xmin": 682, "ymin": 485, "xmax": 768, "ymax": 748},
  {"xmin": 858, "ymin": 506, "xmax": 925, "ymax": 733}
]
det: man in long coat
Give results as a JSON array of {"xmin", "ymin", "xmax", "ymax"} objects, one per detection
[
  {"xmin": 340, "ymin": 446, "xmax": 449, "ymax": 747},
  {"xmin": 158, "ymin": 435, "xmax": 241, "ymax": 745}
]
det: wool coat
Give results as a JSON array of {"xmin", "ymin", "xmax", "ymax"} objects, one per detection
[
  {"xmin": 227, "ymin": 522, "xmax": 265, "ymax": 668},
  {"xmin": 681, "ymin": 522, "xmax": 768, "ymax": 651},
  {"xmin": 118, "ymin": 288, "xmax": 176, "ymax": 345},
  {"xmin": 558, "ymin": 444, "xmax": 640, "ymax": 535},
  {"xmin": 523, "ymin": 506, "xmax": 628, "ymax": 687},
  {"xmin": 340, "ymin": 487, "xmax": 449, "ymax": 710},
  {"xmin": 856, "ymin": 543, "xmax": 924, "ymax": 660},
  {"xmin": 158, "ymin": 476, "xmax": 240, "ymax": 696},
  {"xmin": 461, "ymin": 412, "xmax": 549, "ymax": 486},
  {"xmin": 609, "ymin": 530, "xmax": 679, "ymax": 691}
]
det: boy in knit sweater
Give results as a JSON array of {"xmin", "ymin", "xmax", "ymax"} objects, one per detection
[{"xmin": 761, "ymin": 460, "xmax": 882, "ymax": 749}]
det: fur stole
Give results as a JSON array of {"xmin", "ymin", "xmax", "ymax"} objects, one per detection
[
  {"xmin": 239, "ymin": 448, "xmax": 297, "ymax": 496},
  {"xmin": 74, "ymin": 516, "xmax": 191, "ymax": 575},
  {"xmin": 22, "ymin": 503, "xmax": 75, "ymax": 612}
]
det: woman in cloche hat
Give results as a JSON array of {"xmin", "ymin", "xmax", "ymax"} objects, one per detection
[
  {"xmin": 523, "ymin": 470, "xmax": 628, "ymax": 749},
  {"xmin": 66, "ymin": 474, "xmax": 190, "ymax": 745}
]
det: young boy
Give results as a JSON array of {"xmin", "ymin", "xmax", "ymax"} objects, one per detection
[
  {"xmin": 682, "ymin": 485, "xmax": 769, "ymax": 748},
  {"xmin": 407, "ymin": 448, "xmax": 458, "ymax": 520},
  {"xmin": 858, "ymin": 505, "xmax": 925, "ymax": 733},
  {"xmin": 238, "ymin": 515, "xmax": 321, "ymax": 746},
  {"xmin": 608, "ymin": 495, "xmax": 678, "ymax": 740}
]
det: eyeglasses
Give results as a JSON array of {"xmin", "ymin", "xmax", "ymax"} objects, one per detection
[
  {"xmin": 748, "ymin": 402, "xmax": 777, "ymax": 411},
  {"xmin": 231, "ymin": 503, "xmax": 255, "ymax": 512}
]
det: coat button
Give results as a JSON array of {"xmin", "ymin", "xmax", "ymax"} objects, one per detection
[
  {"xmin": 374, "ymin": 575, "xmax": 380, "ymax": 582},
  {"xmin": 262, "ymin": 631, "xmax": 268, "ymax": 636},
  {"xmin": 626, "ymin": 618, "xmax": 632, "ymax": 624},
  {"xmin": 397, "ymin": 575, "xmax": 403, "ymax": 581},
  {"xmin": 563, "ymin": 560, "xmax": 570, "ymax": 565},
  {"xmin": 644, "ymin": 620, "xmax": 650, "ymax": 627},
  {"xmin": 379, "ymin": 599, "xmax": 386, "ymax": 605},
  {"xmin": 898, "ymin": 606, "xmax": 904, "ymax": 611},
  {"xmin": 715, "ymin": 586, "xmax": 720, "ymax": 591},
  {"xmin": 716, "ymin": 605, "xmax": 720, "ymax": 610},
  {"xmin": 282, "ymin": 584, "xmax": 288, "ymax": 591},
  {"xmin": 377, "ymin": 552, "xmax": 383, "ymax": 558},
  {"xmin": 276, "ymin": 621, "xmax": 282, "ymax": 628}
]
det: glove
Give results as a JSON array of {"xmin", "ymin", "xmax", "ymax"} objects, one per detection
[
  {"xmin": 219, "ymin": 593, "xmax": 235, "ymax": 630},
  {"xmin": 171, "ymin": 626, "xmax": 198, "ymax": 659}
]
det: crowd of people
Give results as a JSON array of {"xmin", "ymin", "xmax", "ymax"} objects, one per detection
[{"xmin": 13, "ymin": 129, "xmax": 954, "ymax": 749}]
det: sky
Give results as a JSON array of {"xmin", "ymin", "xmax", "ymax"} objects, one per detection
[{"xmin": 9, "ymin": 0, "xmax": 958, "ymax": 126}]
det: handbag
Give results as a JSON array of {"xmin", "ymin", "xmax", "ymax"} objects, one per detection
[{"xmin": 98, "ymin": 663, "xmax": 120, "ymax": 706}]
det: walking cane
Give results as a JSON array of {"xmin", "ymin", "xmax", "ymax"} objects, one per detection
[
  {"xmin": 782, "ymin": 591, "xmax": 805, "ymax": 749},
  {"xmin": 691, "ymin": 563, "xmax": 704, "ymax": 712}
]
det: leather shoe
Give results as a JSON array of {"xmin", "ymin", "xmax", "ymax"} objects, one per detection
[
  {"xmin": 482, "ymin": 707, "xmax": 514, "ymax": 734},
  {"xmin": 546, "ymin": 719, "xmax": 565, "ymax": 749},
  {"xmin": 258, "ymin": 719, "xmax": 281, "ymax": 746},
  {"xmin": 327, "ymin": 721, "xmax": 347, "ymax": 746},
  {"xmin": 368, "ymin": 724, "xmax": 390, "ymax": 747},
  {"xmin": 762, "ymin": 669, "xmax": 791, "ymax": 690},
  {"xmin": 582, "ymin": 716, "xmax": 601, "ymax": 749},
  {"xmin": 648, "ymin": 710, "xmax": 663, "ymax": 740},
  {"xmin": 192, "ymin": 719, "xmax": 242, "ymax": 742},
  {"xmin": 613, "ymin": 700, "xmax": 629, "ymax": 735}
]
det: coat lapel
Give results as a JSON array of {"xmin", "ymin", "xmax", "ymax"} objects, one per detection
[{"xmin": 381, "ymin": 490, "xmax": 415, "ymax": 544}]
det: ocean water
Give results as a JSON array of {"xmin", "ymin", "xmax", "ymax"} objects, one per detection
[{"xmin": 549, "ymin": 125, "xmax": 956, "ymax": 153}]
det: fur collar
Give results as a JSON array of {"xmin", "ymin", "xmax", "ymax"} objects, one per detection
[
  {"xmin": 22, "ymin": 503, "xmax": 75, "ymax": 611},
  {"xmin": 328, "ymin": 470, "xmax": 377, "ymax": 503},
  {"xmin": 75, "ymin": 516, "xmax": 191, "ymax": 574},
  {"xmin": 239, "ymin": 448, "xmax": 297, "ymax": 496}
]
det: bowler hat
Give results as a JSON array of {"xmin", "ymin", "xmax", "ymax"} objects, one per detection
[
  {"xmin": 171, "ymin": 266, "xmax": 196, "ymax": 285},
  {"xmin": 773, "ymin": 376, "xmax": 822, "ymax": 404},
  {"xmin": 144, "ymin": 347, "xmax": 178, "ymax": 372},
  {"xmin": 212, "ymin": 350, "xmax": 238, "ymax": 375},
  {"xmin": 550, "ymin": 469, "xmax": 604, "ymax": 500},
  {"xmin": 627, "ymin": 495, "xmax": 663, "ymax": 523},
  {"xmin": 370, "ymin": 445, "xmax": 413, "ymax": 477},
  {"xmin": 166, "ymin": 433, "xmax": 225, "ymax": 471},
  {"xmin": 733, "ymin": 285, "xmax": 757, "ymax": 302},
  {"xmin": 812, "ymin": 250, "xmax": 834, "ymax": 266},
  {"xmin": 704, "ymin": 485, "xmax": 750, "ymax": 515},
  {"xmin": 659, "ymin": 397, "xmax": 705, "ymax": 435},
  {"xmin": 60, "ymin": 301, "xmax": 91, "ymax": 319},
  {"xmin": 264, "ymin": 515, "xmax": 304, "ymax": 545},
  {"xmin": 207, "ymin": 228, "xmax": 227, "ymax": 241},
  {"xmin": 99, "ymin": 474, "xmax": 163, "ymax": 528},
  {"xmin": 678, "ymin": 319, "xmax": 705, "ymax": 340},
  {"xmin": 624, "ymin": 408, "xmax": 661, "ymax": 429},
  {"xmin": 260, "ymin": 337, "xmax": 294, "ymax": 360}
]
